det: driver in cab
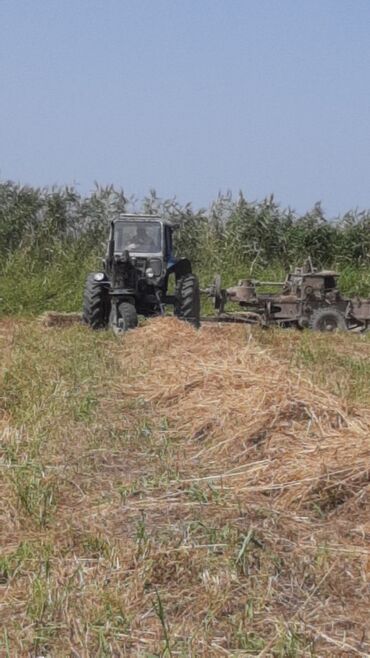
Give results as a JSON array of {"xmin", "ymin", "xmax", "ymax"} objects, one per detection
[{"xmin": 127, "ymin": 226, "xmax": 156, "ymax": 251}]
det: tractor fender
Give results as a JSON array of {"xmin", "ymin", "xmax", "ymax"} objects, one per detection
[{"xmin": 167, "ymin": 258, "xmax": 192, "ymax": 278}]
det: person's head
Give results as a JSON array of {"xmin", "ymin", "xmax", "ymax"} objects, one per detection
[{"xmin": 136, "ymin": 225, "xmax": 147, "ymax": 238}]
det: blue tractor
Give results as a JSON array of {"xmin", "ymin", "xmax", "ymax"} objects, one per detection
[{"xmin": 82, "ymin": 214, "xmax": 200, "ymax": 333}]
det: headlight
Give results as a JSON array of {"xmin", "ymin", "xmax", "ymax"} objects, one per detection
[
  {"xmin": 146, "ymin": 267, "xmax": 154, "ymax": 279},
  {"xmin": 94, "ymin": 272, "xmax": 105, "ymax": 282}
]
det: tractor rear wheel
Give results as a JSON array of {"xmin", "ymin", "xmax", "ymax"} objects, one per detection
[
  {"xmin": 309, "ymin": 307, "xmax": 347, "ymax": 332},
  {"xmin": 82, "ymin": 274, "xmax": 109, "ymax": 329},
  {"xmin": 175, "ymin": 274, "xmax": 201, "ymax": 328}
]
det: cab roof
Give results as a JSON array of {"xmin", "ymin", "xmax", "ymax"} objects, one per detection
[{"xmin": 113, "ymin": 213, "xmax": 177, "ymax": 228}]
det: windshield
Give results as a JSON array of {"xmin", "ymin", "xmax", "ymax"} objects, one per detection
[{"xmin": 114, "ymin": 220, "xmax": 162, "ymax": 254}]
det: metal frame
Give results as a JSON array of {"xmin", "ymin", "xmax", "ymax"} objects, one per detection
[{"xmin": 202, "ymin": 264, "xmax": 370, "ymax": 332}]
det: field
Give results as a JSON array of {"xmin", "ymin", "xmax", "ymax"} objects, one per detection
[{"xmin": 1, "ymin": 316, "xmax": 369, "ymax": 657}]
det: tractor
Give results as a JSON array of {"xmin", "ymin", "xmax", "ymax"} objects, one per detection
[{"xmin": 82, "ymin": 214, "xmax": 200, "ymax": 333}]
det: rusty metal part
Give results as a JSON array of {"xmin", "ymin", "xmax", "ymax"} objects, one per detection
[
  {"xmin": 214, "ymin": 274, "xmax": 223, "ymax": 310},
  {"xmin": 226, "ymin": 280, "xmax": 257, "ymax": 304},
  {"xmin": 201, "ymin": 312, "xmax": 263, "ymax": 324},
  {"xmin": 202, "ymin": 262, "xmax": 370, "ymax": 332}
]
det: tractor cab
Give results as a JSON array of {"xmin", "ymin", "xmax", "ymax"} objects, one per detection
[
  {"xmin": 114, "ymin": 218, "xmax": 163, "ymax": 255},
  {"xmin": 104, "ymin": 215, "xmax": 179, "ymax": 282}
]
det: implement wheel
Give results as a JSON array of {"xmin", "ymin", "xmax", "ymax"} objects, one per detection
[{"xmin": 309, "ymin": 307, "xmax": 347, "ymax": 332}]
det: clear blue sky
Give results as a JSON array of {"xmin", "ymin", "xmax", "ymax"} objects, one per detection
[{"xmin": 1, "ymin": 0, "xmax": 369, "ymax": 216}]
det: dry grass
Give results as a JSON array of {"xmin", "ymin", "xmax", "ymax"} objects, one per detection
[
  {"xmin": 0, "ymin": 317, "xmax": 369, "ymax": 656},
  {"xmin": 39, "ymin": 311, "xmax": 82, "ymax": 327}
]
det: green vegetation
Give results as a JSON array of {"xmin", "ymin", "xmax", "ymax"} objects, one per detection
[{"xmin": 2, "ymin": 181, "xmax": 370, "ymax": 315}]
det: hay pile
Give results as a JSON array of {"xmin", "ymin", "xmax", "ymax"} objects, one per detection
[
  {"xmin": 115, "ymin": 317, "xmax": 370, "ymax": 655},
  {"xmin": 120, "ymin": 318, "xmax": 369, "ymax": 516}
]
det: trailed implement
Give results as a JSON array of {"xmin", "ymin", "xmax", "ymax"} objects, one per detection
[{"xmin": 202, "ymin": 261, "xmax": 370, "ymax": 332}]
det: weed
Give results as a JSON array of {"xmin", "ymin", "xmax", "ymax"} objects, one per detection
[
  {"xmin": 235, "ymin": 629, "xmax": 265, "ymax": 651},
  {"xmin": 185, "ymin": 482, "xmax": 223, "ymax": 504},
  {"xmin": 12, "ymin": 463, "xmax": 56, "ymax": 527},
  {"xmin": 93, "ymin": 591, "xmax": 131, "ymax": 633},
  {"xmin": 1, "ymin": 629, "xmax": 11, "ymax": 658},
  {"xmin": 275, "ymin": 626, "xmax": 312, "ymax": 657},
  {"xmin": 135, "ymin": 511, "xmax": 150, "ymax": 557},
  {"xmin": 153, "ymin": 588, "xmax": 173, "ymax": 657},
  {"xmin": 73, "ymin": 392, "xmax": 97, "ymax": 421},
  {"xmin": 0, "ymin": 541, "xmax": 35, "ymax": 584},
  {"xmin": 82, "ymin": 535, "xmax": 112, "ymax": 560}
]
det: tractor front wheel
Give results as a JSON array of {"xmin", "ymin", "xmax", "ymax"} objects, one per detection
[
  {"xmin": 110, "ymin": 302, "xmax": 138, "ymax": 335},
  {"xmin": 175, "ymin": 274, "xmax": 201, "ymax": 328}
]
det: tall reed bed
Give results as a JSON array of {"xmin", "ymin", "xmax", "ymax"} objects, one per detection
[{"xmin": 1, "ymin": 182, "xmax": 370, "ymax": 314}]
